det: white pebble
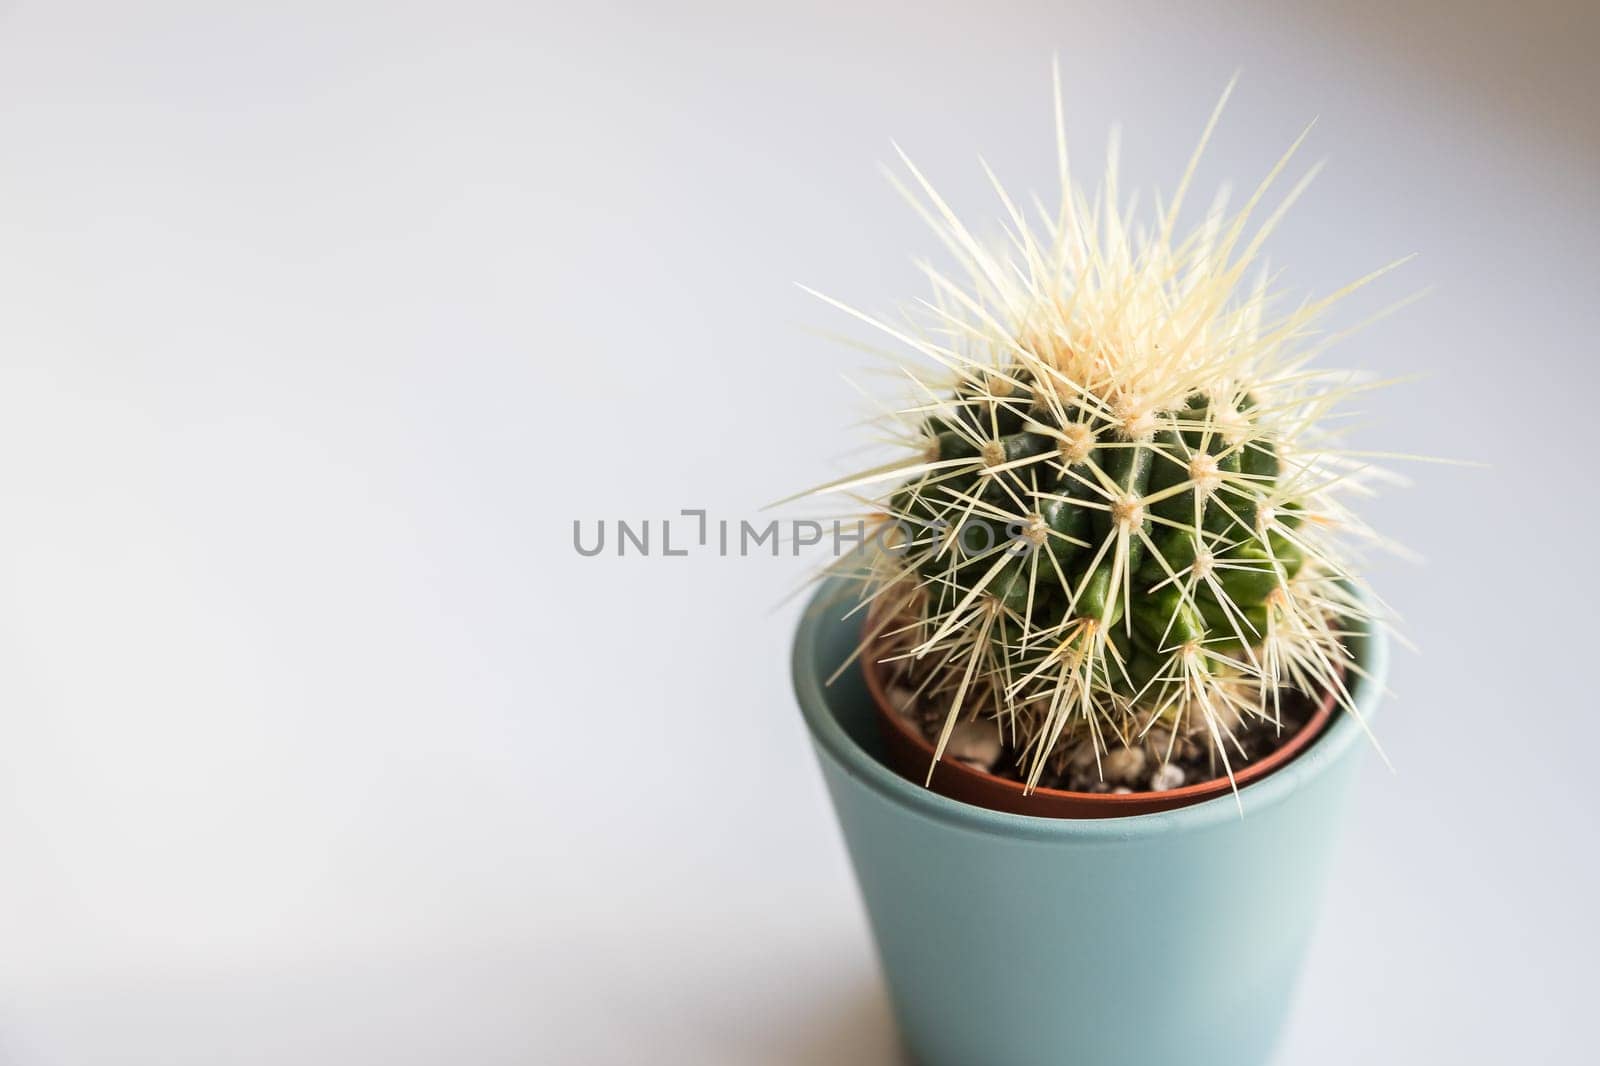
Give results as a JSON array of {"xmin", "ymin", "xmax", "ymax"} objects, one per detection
[
  {"xmin": 1150, "ymin": 762, "xmax": 1186, "ymax": 791},
  {"xmin": 1103, "ymin": 746, "xmax": 1147, "ymax": 784},
  {"xmin": 946, "ymin": 719, "xmax": 1002, "ymax": 769},
  {"xmin": 886, "ymin": 685, "xmax": 918, "ymax": 720},
  {"xmin": 1067, "ymin": 741, "xmax": 1100, "ymax": 772}
]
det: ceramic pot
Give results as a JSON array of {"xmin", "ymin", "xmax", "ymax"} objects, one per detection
[{"xmin": 791, "ymin": 577, "xmax": 1386, "ymax": 1066}]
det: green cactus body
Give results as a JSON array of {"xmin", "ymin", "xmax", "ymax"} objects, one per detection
[{"xmin": 895, "ymin": 388, "xmax": 1291, "ymax": 669}]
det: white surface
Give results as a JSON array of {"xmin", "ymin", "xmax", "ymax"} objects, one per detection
[{"xmin": 0, "ymin": 2, "xmax": 1594, "ymax": 1063}]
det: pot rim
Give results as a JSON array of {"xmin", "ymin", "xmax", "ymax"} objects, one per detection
[{"xmin": 792, "ymin": 576, "xmax": 1389, "ymax": 841}]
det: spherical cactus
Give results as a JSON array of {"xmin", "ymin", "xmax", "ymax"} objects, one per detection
[{"xmin": 809, "ymin": 81, "xmax": 1400, "ymax": 798}]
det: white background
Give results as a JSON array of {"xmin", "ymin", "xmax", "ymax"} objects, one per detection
[{"xmin": 0, "ymin": 2, "xmax": 1594, "ymax": 1063}]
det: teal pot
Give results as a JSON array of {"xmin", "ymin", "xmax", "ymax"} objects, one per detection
[{"xmin": 791, "ymin": 578, "xmax": 1388, "ymax": 1066}]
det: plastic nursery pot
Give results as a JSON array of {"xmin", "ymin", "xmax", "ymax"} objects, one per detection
[
  {"xmin": 863, "ymin": 634, "xmax": 1338, "ymax": 818},
  {"xmin": 792, "ymin": 576, "xmax": 1387, "ymax": 1066}
]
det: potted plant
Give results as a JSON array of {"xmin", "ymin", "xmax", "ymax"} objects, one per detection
[{"xmin": 791, "ymin": 77, "xmax": 1403, "ymax": 1066}]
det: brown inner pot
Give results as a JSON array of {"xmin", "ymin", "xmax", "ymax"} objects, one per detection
[{"xmin": 862, "ymin": 625, "xmax": 1338, "ymax": 819}]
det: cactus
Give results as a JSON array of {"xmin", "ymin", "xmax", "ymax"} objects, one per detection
[{"xmin": 807, "ymin": 77, "xmax": 1402, "ymax": 798}]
